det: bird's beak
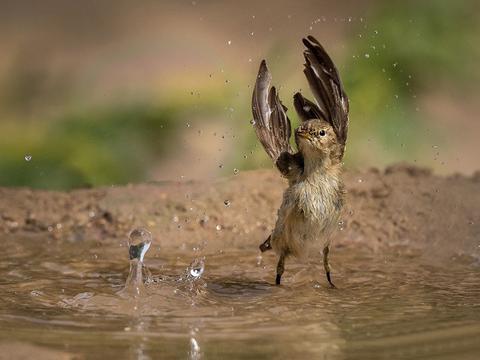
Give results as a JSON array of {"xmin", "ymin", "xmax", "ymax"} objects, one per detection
[{"xmin": 296, "ymin": 129, "xmax": 310, "ymax": 139}]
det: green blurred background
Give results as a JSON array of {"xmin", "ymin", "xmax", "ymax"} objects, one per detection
[{"xmin": 0, "ymin": 0, "xmax": 478, "ymax": 189}]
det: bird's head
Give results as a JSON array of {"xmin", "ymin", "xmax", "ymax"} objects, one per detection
[{"xmin": 295, "ymin": 119, "xmax": 341, "ymax": 162}]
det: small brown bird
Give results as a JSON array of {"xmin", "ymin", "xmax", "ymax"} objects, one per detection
[{"xmin": 251, "ymin": 36, "xmax": 349, "ymax": 287}]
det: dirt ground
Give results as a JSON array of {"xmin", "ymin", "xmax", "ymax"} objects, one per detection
[{"xmin": 1, "ymin": 164, "xmax": 479, "ymax": 264}]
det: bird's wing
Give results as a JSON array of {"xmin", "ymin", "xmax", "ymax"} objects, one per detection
[
  {"xmin": 293, "ymin": 92, "xmax": 326, "ymax": 122},
  {"xmin": 302, "ymin": 35, "xmax": 349, "ymax": 156},
  {"xmin": 252, "ymin": 60, "xmax": 293, "ymax": 161}
]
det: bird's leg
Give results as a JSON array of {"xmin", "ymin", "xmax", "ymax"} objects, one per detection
[
  {"xmin": 323, "ymin": 246, "xmax": 336, "ymax": 288},
  {"xmin": 275, "ymin": 253, "xmax": 286, "ymax": 285},
  {"xmin": 259, "ymin": 235, "xmax": 272, "ymax": 252}
]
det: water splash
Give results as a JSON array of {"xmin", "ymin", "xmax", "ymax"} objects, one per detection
[
  {"xmin": 128, "ymin": 228, "xmax": 152, "ymax": 262},
  {"xmin": 188, "ymin": 258, "xmax": 205, "ymax": 280},
  {"xmin": 119, "ymin": 228, "xmax": 152, "ymax": 297}
]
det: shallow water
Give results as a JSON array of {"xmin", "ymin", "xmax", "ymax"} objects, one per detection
[{"xmin": 1, "ymin": 234, "xmax": 479, "ymax": 359}]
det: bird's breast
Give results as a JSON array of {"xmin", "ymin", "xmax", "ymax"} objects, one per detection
[{"xmin": 291, "ymin": 176, "xmax": 342, "ymax": 222}]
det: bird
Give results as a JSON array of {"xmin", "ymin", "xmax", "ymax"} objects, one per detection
[{"xmin": 251, "ymin": 35, "xmax": 349, "ymax": 287}]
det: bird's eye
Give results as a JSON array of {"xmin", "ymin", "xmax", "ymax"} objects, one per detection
[{"xmin": 319, "ymin": 130, "xmax": 326, "ymax": 136}]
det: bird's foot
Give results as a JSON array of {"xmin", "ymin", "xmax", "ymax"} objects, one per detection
[{"xmin": 326, "ymin": 271, "xmax": 336, "ymax": 289}]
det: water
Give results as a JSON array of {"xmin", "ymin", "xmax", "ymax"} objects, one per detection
[{"xmin": 0, "ymin": 233, "xmax": 479, "ymax": 359}]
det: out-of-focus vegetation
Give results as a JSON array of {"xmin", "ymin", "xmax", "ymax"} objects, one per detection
[
  {"xmin": 342, "ymin": 0, "xmax": 479, "ymax": 167},
  {"xmin": 0, "ymin": 0, "xmax": 478, "ymax": 189},
  {"xmin": 0, "ymin": 104, "xmax": 178, "ymax": 189}
]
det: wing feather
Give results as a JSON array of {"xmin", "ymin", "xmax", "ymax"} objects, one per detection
[
  {"xmin": 293, "ymin": 92, "xmax": 326, "ymax": 122},
  {"xmin": 302, "ymin": 36, "xmax": 349, "ymax": 155},
  {"xmin": 252, "ymin": 60, "xmax": 293, "ymax": 161}
]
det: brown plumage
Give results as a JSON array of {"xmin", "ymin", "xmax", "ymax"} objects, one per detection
[{"xmin": 251, "ymin": 35, "xmax": 349, "ymax": 287}]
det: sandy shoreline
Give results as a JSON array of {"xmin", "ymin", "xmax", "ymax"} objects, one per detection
[{"xmin": 1, "ymin": 164, "xmax": 479, "ymax": 263}]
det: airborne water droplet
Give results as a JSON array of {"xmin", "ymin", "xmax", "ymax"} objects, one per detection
[
  {"xmin": 24, "ymin": 154, "xmax": 32, "ymax": 161},
  {"xmin": 224, "ymin": 200, "xmax": 231, "ymax": 207},
  {"xmin": 250, "ymin": 119, "xmax": 256, "ymax": 125},
  {"xmin": 233, "ymin": 168, "xmax": 239, "ymax": 175}
]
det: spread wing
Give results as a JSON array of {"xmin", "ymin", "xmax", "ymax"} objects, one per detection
[
  {"xmin": 252, "ymin": 60, "xmax": 293, "ymax": 161},
  {"xmin": 302, "ymin": 35, "xmax": 349, "ymax": 156}
]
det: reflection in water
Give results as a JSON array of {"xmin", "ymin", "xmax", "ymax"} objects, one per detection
[
  {"xmin": 126, "ymin": 316, "xmax": 152, "ymax": 360},
  {"xmin": 189, "ymin": 329, "xmax": 202, "ymax": 360},
  {"xmin": 0, "ymin": 234, "xmax": 479, "ymax": 359}
]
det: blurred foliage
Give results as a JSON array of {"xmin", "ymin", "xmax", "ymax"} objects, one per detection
[
  {"xmin": 0, "ymin": 104, "xmax": 180, "ymax": 189},
  {"xmin": 343, "ymin": 0, "xmax": 479, "ymax": 166}
]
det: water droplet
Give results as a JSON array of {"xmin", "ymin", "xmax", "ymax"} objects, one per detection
[
  {"xmin": 224, "ymin": 200, "xmax": 231, "ymax": 207},
  {"xmin": 357, "ymin": 178, "xmax": 363, "ymax": 183},
  {"xmin": 227, "ymin": 40, "xmax": 232, "ymax": 45},
  {"xmin": 233, "ymin": 168, "xmax": 239, "ymax": 175},
  {"xmin": 128, "ymin": 228, "xmax": 152, "ymax": 262},
  {"xmin": 215, "ymin": 224, "xmax": 222, "ymax": 231},
  {"xmin": 250, "ymin": 119, "xmax": 256, "ymax": 125},
  {"xmin": 189, "ymin": 258, "xmax": 205, "ymax": 279},
  {"xmin": 24, "ymin": 154, "xmax": 32, "ymax": 161},
  {"xmin": 218, "ymin": 164, "xmax": 224, "ymax": 169},
  {"xmin": 364, "ymin": 53, "xmax": 370, "ymax": 58}
]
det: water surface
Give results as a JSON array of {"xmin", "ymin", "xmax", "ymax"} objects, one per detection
[{"xmin": 1, "ymin": 234, "xmax": 479, "ymax": 359}]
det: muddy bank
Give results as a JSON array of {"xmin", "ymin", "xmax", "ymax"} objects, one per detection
[{"xmin": 1, "ymin": 164, "xmax": 479, "ymax": 262}]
